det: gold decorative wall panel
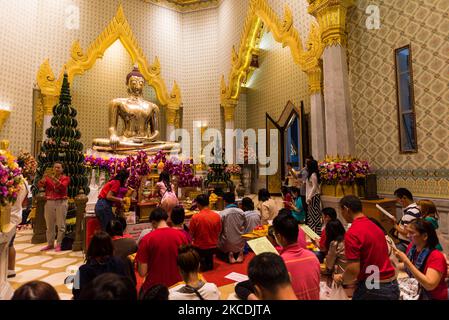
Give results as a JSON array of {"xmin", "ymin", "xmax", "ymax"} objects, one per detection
[
  {"xmin": 0, "ymin": 0, "xmax": 184, "ymax": 155},
  {"xmin": 347, "ymin": 0, "xmax": 449, "ymax": 198},
  {"xmin": 220, "ymin": 0, "xmax": 324, "ymax": 114},
  {"xmin": 143, "ymin": 0, "xmax": 220, "ymax": 12},
  {"xmin": 37, "ymin": 5, "xmax": 182, "ymax": 111}
]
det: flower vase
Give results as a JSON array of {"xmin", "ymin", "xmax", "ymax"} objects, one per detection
[
  {"xmin": 321, "ymin": 184, "xmax": 336, "ymax": 196},
  {"xmin": 336, "ymin": 184, "xmax": 344, "ymax": 197},
  {"xmin": 339, "ymin": 184, "xmax": 355, "ymax": 196},
  {"xmin": 0, "ymin": 203, "xmax": 12, "ymax": 232}
]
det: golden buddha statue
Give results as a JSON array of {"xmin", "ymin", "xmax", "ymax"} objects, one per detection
[{"xmin": 93, "ymin": 66, "xmax": 179, "ymax": 155}]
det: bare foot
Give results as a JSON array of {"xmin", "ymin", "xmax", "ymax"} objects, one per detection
[{"xmin": 229, "ymin": 252, "xmax": 236, "ymax": 264}]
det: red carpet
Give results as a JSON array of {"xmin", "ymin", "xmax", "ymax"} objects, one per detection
[
  {"xmin": 202, "ymin": 253, "xmax": 254, "ymax": 287},
  {"xmin": 135, "ymin": 253, "xmax": 255, "ymax": 292}
]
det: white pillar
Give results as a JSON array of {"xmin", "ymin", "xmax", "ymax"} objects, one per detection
[
  {"xmin": 225, "ymin": 120, "xmax": 234, "ymax": 130},
  {"xmin": 223, "ymin": 102, "xmax": 237, "ymax": 164},
  {"xmin": 225, "ymin": 120, "xmax": 235, "ymax": 164},
  {"xmin": 166, "ymin": 123, "xmax": 175, "ymax": 141},
  {"xmin": 166, "ymin": 107, "xmax": 178, "ymax": 142},
  {"xmin": 323, "ymin": 45, "xmax": 355, "ymax": 156},
  {"xmin": 310, "ymin": 92, "xmax": 326, "ymax": 160}
]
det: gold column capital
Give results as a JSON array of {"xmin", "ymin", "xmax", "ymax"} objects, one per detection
[
  {"xmin": 166, "ymin": 105, "xmax": 178, "ymax": 125},
  {"xmin": 222, "ymin": 100, "xmax": 238, "ymax": 122},
  {"xmin": 308, "ymin": 0, "xmax": 355, "ymax": 47},
  {"xmin": 0, "ymin": 109, "xmax": 11, "ymax": 132},
  {"xmin": 306, "ymin": 65, "xmax": 323, "ymax": 94},
  {"xmin": 42, "ymin": 94, "xmax": 59, "ymax": 115}
]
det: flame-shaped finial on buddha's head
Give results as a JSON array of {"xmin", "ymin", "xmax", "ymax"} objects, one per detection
[{"xmin": 126, "ymin": 64, "xmax": 144, "ymax": 85}]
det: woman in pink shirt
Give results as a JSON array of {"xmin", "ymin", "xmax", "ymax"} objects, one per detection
[{"xmin": 156, "ymin": 171, "xmax": 178, "ymax": 223}]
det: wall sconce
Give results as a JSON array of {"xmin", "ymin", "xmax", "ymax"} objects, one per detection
[{"xmin": 0, "ymin": 105, "xmax": 11, "ymax": 132}]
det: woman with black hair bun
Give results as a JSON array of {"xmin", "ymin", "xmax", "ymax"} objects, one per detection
[
  {"xmin": 95, "ymin": 170, "xmax": 129, "ymax": 231},
  {"xmin": 73, "ymin": 231, "xmax": 130, "ymax": 300},
  {"xmin": 324, "ymin": 219, "xmax": 347, "ymax": 278},
  {"xmin": 305, "ymin": 160, "xmax": 322, "ymax": 235}
]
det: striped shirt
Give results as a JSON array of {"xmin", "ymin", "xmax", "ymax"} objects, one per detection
[{"xmin": 398, "ymin": 203, "xmax": 421, "ymax": 242}]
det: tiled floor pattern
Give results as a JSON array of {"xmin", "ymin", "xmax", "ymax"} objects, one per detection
[
  {"xmin": 8, "ymin": 228, "xmax": 237, "ymax": 300},
  {"xmin": 8, "ymin": 229, "xmax": 84, "ymax": 300}
]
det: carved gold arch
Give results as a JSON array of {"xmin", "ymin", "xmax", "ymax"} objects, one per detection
[
  {"xmin": 220, "ymin": 0, "xmax": 324, "ymax": 117},
  {"xmin": 37, "ymin": 4, "xmax": 182, "ymax": 117}
]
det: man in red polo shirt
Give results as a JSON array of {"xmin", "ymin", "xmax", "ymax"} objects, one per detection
[
  {"xmin": 273, "ymin": 212, "xmax": 321, "ymax": 300},
  {"xmin": 189, "ymin": 194, "xmax": 222, "ymax": 271},
  {"xmin": 136, "ymin": 208, "xmax": 188, "ymax": 296},
  {"xmin": 38, "ymin": 162, "xmax": 70, "ymax": 252},
  {"xmin": 335, "ymin": 195, "xmax": 399, "ymax": 300}
]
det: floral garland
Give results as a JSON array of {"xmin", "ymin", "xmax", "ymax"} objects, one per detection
[
  {"xmin": 0, "ymin": 154, "xmax": 23, "ymax": 206},
  {"xmin": 84, "ymin": 150, "xmax": 202, "ymax": 189},
  {"xmin": 319, "ymin": 159, "xmax": 371, "ymax": 185},
  {"xmin": 237, "ymin": 142, "xmax": 257, "ymax": 164}
]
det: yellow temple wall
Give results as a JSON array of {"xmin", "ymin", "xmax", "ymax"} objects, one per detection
[{"xmin": 347, "ymin": 0, "xmax": 449, "ymax": 198}]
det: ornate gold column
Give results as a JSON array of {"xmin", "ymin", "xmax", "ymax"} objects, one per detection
[
  {"xmin": 166, "ymin": 105, "xmax": 178, "ymax": 142},
  {"xmin": 223, "ymin": 99, "xmax": 238, "ymax": 164},
  {"xmin": 306, "ymin": 65, "xmax": 326, "ymax": 160},
  {"xmin": 308, "ymin": 0, "xmax": 355, "ymax": 157}
]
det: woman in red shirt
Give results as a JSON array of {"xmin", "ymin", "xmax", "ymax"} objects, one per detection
[
  {"xmin": 95, "ymin": 170, "xmax": 129, "ymax": 231},
  {"xmin": 38, "ymin": 162, "xmax": 70, "ymax": 252},
  {"xmin": 394, "ymin": 219, "xmax": 448, "ymax": 300}
]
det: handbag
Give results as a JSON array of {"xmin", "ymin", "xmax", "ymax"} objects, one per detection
[
  {"xmin": 398, "ymin": 277, "xmax": 420, "ymax": 300},
  {"xmin": 319, "ymin": 281, "xmax": 331, "ymax": 300},
  {"xmin": 399, "ymin": 247, "xmax": 434, "ymax": 300},
  {"xmin": 328, "ymin": 282, "xmax": 349, "ymax": 300}
]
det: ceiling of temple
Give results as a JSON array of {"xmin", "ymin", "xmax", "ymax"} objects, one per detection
[{"xmin": 143, "ymin": 0, "xmax": 220, "ymax": 12}]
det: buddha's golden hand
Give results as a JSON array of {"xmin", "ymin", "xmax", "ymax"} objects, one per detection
[{"xmin": 110, "ymin": 134, "xmax": 120, "ymax": 149}]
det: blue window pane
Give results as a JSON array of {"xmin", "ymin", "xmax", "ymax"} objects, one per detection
[
  {"xmin": 399, "ymin": 73, "xmax": 412, "ymax": 111},
  {"xmin": 397, "ymin": 48, "xmax": 409, "ymax": 73},
  {"xmin": 396, "ymin": 46, "xmax": 417, "ymax": 152},
  {"xmin": 401, "ymin": 113, "xmax": 416, "ymax": 151}
]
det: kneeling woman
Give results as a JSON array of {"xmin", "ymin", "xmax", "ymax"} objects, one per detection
[
  {"xmin": 169, "ymin": 245, "xmax": 220, "ymax": 300},
  {"xmin": 95, "ymin": 170, "xmax": 129, "ymax": 231},
  {"xmin": 394, "ymin": 219, "xmax": 448, "ymax": 300}
]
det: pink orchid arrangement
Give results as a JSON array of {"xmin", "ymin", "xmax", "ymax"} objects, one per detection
[
  {"xmin": 85, "ymin": 151, "xmax": 202, "ymax": 189},
  {"xmin": 225, "ymin": 164, "xmax": 242, "ymax": 175},
  {"xmin": 319, "ymin": 159, "xmax": 371, "ymax": 185},
  {"xmin": 0, "ymin": 155, "xmax": 23, "ymax": 206}
]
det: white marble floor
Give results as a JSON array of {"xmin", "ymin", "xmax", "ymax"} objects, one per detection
[{"xmin": 8, "ymin": 228, "xmax": 85, "ymax": 300}]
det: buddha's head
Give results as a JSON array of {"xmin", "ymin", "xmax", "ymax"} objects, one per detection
[{"xmin": 126, "ymin": 65, "xmax": 145, "ymax": 96}]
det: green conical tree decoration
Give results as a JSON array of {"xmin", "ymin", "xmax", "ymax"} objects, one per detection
[{"xmin": 34, "ymin": 73, "xmax": 89, "ymax": 198}]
